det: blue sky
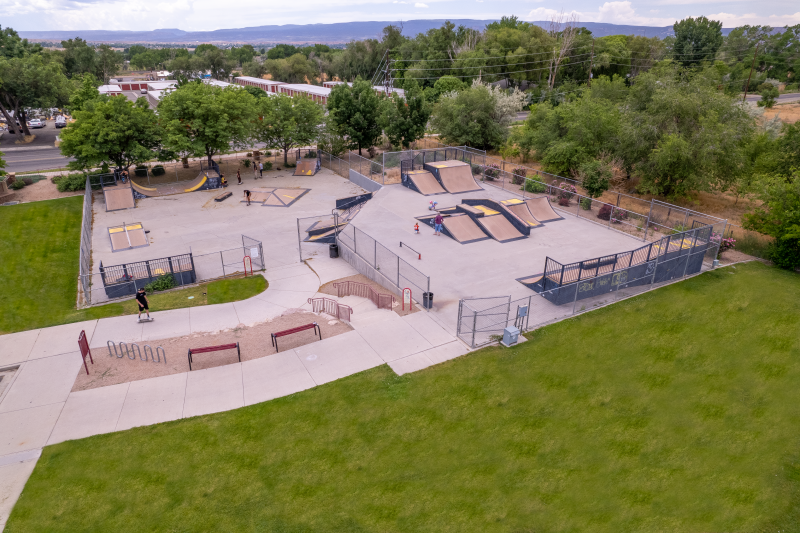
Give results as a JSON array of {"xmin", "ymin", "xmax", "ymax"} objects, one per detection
[{"xmin": 1, "ymin": 0, "xmax": 799, "ymax": 32}]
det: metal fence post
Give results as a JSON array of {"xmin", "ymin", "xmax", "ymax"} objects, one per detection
[
  {"xmin": 457, "ymin": 300, "xmax": 462, "ymax": 337},
  {"xmin": 220, "ymin": 251, "xmax": 226, "ymax": 278},
  {"xmin": 471, "ymin": 310, "xmax": 478, "ymax": 348},
  {"xmin": 525, "ymin": 295, "xmax": 532, "ymax": 331},
  {"xmin": 297, "ymin": 218, "xmax": 302, "ymax": 262},
  {"xmin": 374, "ymin": 239, "xmax": 377, "ymax": 268},
  {"xmin": 643, "ymin": 199, "xmax": 654, "ymax": 242},
  {"xmin": 572, "ymin": 278, "xmax": 581, "ymax": 315},
  {"xmin": 397, "ymin": 256, "xmax": 400, "ymax": 286}
]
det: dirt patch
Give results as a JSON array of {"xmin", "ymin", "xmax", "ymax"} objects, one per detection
[
  {"xmin": 764, "ymin": 103, "xmax": 800, "ymax": 124},
  {"xmin": 8, "ymin": 178, "xmax": 83, "ymax": 203},
  {"xmin": 318, "ymin": 274, "xmax": 420, "ymax": 316},
  {"xmin": 73, "ymin": 308, "xmax": 352, "ymax": 392}
]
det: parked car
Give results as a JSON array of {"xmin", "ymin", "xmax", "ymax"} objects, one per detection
[
  {"xmin": 55, "ymin": 115, "xmax": 67, "ymax": 128},
  {"xmin": 140, "ymin": 88, "xmax": 147, "ymax": 94},
  {"xmin": 27, "ymin": 119, "xmax": 45, "ymax": 129}
]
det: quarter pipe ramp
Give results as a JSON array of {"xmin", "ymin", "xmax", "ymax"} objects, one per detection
[
  {"xmin": 525, "ymin": 197, "xmax": 563, "ymax": 223},
  {"xmin": 442, "ymin": 214, "xmax": 490, "ymax": 244},
  {"xmin": 104, "ymin": 184, "xmax": 135, "ymax": 211},
  {"xmin": 477, "ymin": 215, "xmax": 527, "ymax": 243},
  {"xmin": 294, "ymin": 158, "xmax": 320, "ymax": 176},
  {"xmin": 404, "ymin": 170, "xmax": 446, "ymax": 195},
  {"xmin": 424, "ymin": 160, "xmax": 483, "ymax": 194}
]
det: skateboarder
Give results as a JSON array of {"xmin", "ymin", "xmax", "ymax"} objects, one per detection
[
  {"xmin": 136, "ymin": 288, "xmax": 151, "ymax": 320},
  {"xmin": 434, "ymin": 213, "xmax": 444, "ymax": 236},
  {"xmin": 236, "ymin": 169, "xmax": 242, "ymax": 185},
  {"xmin": 244, "ymin": 189, "xmax": 251, "ymax": 206}
]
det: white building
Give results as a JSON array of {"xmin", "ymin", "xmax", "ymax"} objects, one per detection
[
  {"xmin": 98, "ymin": 85, "xmax": 123, "ymax": 96},
  {"xmin": 234, "ymin": 76, "xmax": 286, "ymax": 94},
  {"xmin": 277, "ymin": 84, "xmax": 332, "ymax": 105}
]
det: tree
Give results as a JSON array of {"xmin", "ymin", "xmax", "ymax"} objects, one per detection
[
  {"xmin": 243, "ymin": 85, "xmax": 269, "ymax": 99},
  {"xmin": 432, "ymin": 76, "xmax": 466, "ymax": 99},
  {"xmin": 95, "ymin": 45, "xmax": 123, "ymax": 84},
  {"xmin": 264, "ymin": 54, "xmax": 318, "ymax": 84},
  {"xmin": 158, "ymin": 82, "xmax": 257, "ymax": 165},
  {"xmin": 1, "ymin": 25, "xmax": 40, "ymax": 59},
  {"xmin": 203, "ymin": 48, "xmax": 234, "ymax": 80},
  {"xmin": 381, "ymin": 82, "xmax": 431, "ymax": 149},
  {"xmin": 69, "ymin": 73, "xmax": 102, "ymax": 112},
  {"xmin": 256, "ymin": 93, "xmax": 323, "ymax": 164},
  {"xmin": 167, "ymin": 55, "xmax": 205, "ymax": 82},
  {"xmin": 230, "ymin": 45, "xmax": 256, "ymax": 66},
  {"xmin": 743, "ymin": 172, "xmax": 800, "ymax": 269},
  {"xmin": 327, "ymin": 78, "xmax": 383, "ymax": 155},
  {"xmin": 758, "ymin": 84, "xmax": 779, "ymax": 108},
  {"xmin": 577, "ymin": 160, "xmax": 612, "ymax": 198},
  {"xmin": 242, "ymin": 61, "xmax": 268, "ymax": 78},
  {"xmin": 267, "ymin": 44, "xmax": 300, "ymax": 60},
  {"xmin": 0, "ymin": 53, "xmax": 71, "ymax": 136},
  {"xmin": 0, "ymin": 149, "xmax": 6, "ymax": 177},
  {"xmin": 672, "ymin": 17, "xmax": 723, "ymax": 66},
  {"xmin": 61, "ymin": 38, "xmax": 96, "ymax": 78},
  {"xmin": 59, "ymin": 96, "xmax": 161, "ymax": 171}
]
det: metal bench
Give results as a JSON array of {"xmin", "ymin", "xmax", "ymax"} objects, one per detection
[
  {"xmin": 188, "ymin": 342, "xmax": 240, "ymax": 371},
  {"xmin": 271, "ymin": 323, "xmax": 321, "ymax": 352}
]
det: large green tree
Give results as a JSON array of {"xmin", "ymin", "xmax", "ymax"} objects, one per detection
[
  {"xmin": 255, "ymin": 93, "xmax": 323, "ymax": 164},
  {"xmin": 61, "ymin": 38, "xmax": 97, "ymax": 78},
  {"xmin": 381, "ymin": 82, "xmax": 431, "ymax": 149},
  {"xmin": 327, "ymin": 78, "xmax": 383, "ymax": 155},
  {"xmin": 743, "ymin": 172, "xmax": 800, "ymax": 270},
  {"xmin": 0, "ymin": 53, "xmax": 71, "ymax": 135},
  {"xmin": 672, "ymin": 17, "xmax": 724, "ymax": 66},
  {"xmin": 264, "ymin": 53, "xmax": 318, "ymax": 84},
  {"xmin": 59, "ymin": 96, "xmax": 161, "ymax": 171},
  {"xmin": 96, "ymin": 45, "xmax": 123, "ymax": 83},
  {"xmin": 158, "ymin": 82, "xmax": 257, "ymax": 165},
  {"xmin": 69, "ymin": 73, "xmax": 102, "ymax": 112}
]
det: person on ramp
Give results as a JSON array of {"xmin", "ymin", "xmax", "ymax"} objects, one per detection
[
  {"xmin": 244, "ymin": 189, "xmax": 251, "ymax": 206},
  {"xmin": 434, "ymin": 213, "xmax": 444, "ymax": 236},
  {"xmin": 136, "ymin": 288, "xmax": 151, "ymax": 321}
]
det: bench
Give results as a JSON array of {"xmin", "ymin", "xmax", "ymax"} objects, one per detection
[
  {"xmin": 214, "ymin": 191, "xmax": 232, "ymax": 202},
  {"xmin": 271, "ymin": 323, "xmax": 321, "ymax": 352},
  {"xmin": 187, "ymin": 342, "xmax": 240, "ymax": 371}
]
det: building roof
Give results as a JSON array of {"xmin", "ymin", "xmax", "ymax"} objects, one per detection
[
  {"xmin": 98, "ymin": 85, "xmax": 122, "ymax": 93},
  {"xmin": 235, "ymin": 76, "xmax": 286, "ymax": 86},
  {"xmin": 280, "ymin": 84, "xmax": 332, "ymax": 97},
  {"xmin": 204, "ymin": 79, "xmax": 232, "ymax": 88},
  {"xmin": 147, "ymin": 81, "xmax": 177, "ymax": 91}
]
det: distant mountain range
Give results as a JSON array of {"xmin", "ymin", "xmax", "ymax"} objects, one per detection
[{"xmin": 18, "ymin": 20, "xmax": 741, "ymax": 45}]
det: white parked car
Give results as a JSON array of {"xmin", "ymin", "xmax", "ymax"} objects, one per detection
[
  {"xmin": 55, "ymin": 116, "xmax": 67, "ymax": 128},
  {"xmin": 140, "ymin": 88, "xmax": 147, "ymax": 94},
  {"xmin": 27, "ymin": 119, "xmax": 45, "ymax": 129}
]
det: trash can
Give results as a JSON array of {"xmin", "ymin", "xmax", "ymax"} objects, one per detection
[
  {"xmin": 329, "ymin": 243, "xmax": 339, "ymax": 258},
  {"xmin": 422, "ymin": 292, "xmax": 433, "ymax": 309}
]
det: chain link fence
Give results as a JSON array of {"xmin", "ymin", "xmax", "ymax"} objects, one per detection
[
  {"xmin": 79, "ymin": 236, "xmax": 264, "ymax": 307},
  {"xmin": 318, "ymin": 150, "xmax": 384, "ymax": 185},
  {"xmin": 78, "ymin": 176, "xmax": 93, "ymax": 306},
  {"xmin": 336, "ymin": 224, "xmax": 430, "ymax": 302},
  {"xmin": 457, "ymin": 224, "xmax": 722, "ymax": 347}
]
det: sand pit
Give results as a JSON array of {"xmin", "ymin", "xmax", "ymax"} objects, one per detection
[{"xmin": 73, "ymin": 308, "xmax": 352, "ymax": 392}]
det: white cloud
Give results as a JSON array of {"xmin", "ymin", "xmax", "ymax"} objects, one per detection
[
  {"xmin": 528, "ymin": 2, "xmax": 673, "ymax": 25},
  {"xmin": 414, "ymin": 2, "xmax": 428, "ymax": 7},
  {"xmin": 705, "ymin": 11, "xmax": 800, "ymax": 26}
]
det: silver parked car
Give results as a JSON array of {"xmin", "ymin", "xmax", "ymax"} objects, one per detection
[{"xmin": 27, "ymin": 119, "xmax": 45, "ymax": 129}]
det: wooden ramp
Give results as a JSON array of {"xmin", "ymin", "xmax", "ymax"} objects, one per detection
[
  {"xmin": 501, "ymin": 199, "xmax": 543, "ymax": 228},
  {"xmin": 131, "ymin": 180, "xmax": 161, "ymax": 197},
  {"xmin": 428, "ymin": 160, "xmax": 483, "ymax": 193},
  {"xmin": 294, "ymin": 158, "xmax": 319, "ymax": 176},
  {"xmin": 525, "ymin": 196, "xmax": 563, "ymax": 223},
  {"xmin": 104, "ymin": 185, "xmax": 135, "ymax": 211},
  {"xmin": 108, "ymin": 223, "xmax": 149, "ymax": 252},
  {"xmin": 442, "ymin": 214, "xmax": 490, "ymax": 244},
  {"xmin": 477, "ymin": 215, "xmax": 527, "ymax": 243},
  {"xmin": 406, "ymin": 170, "xmax": 446, "ymax": 195}
]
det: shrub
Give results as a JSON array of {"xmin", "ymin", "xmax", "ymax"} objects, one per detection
[
  {"xmin": 264, "ymin": 150, "xmax": 272, "ymax": 156},
  {"xmin": 264, "ymin": 161, "xmax": 273, "ymax": 171},
  {"xmin": 580, "ymin": 197, "xmax": 592, "ymax": 210},
  {"xmin": 144, "ymin": 274, "xmax": 176, "ymax": 293},
  {"xmin": 558, "ymin": 197, "xmax": 570, "ymax": 207},
  {"xmin": 524, "ymin": 178, "xmax": 547, "ymax": 194},
  {"xmin": 151, "ymin": 165, "xmax": 166, "ymax": 177},
  {"xmin": 557, "ymin": 182, "xmax": 577, "ymax": 200},
  {"xmin": 5, "ymin": 176, "xmax": 15, "ymax": 186},
  {"xmin": 242, "ymin": 159, "xmax": 251, "ymax": 168},
  {"xmin": 511, "ymin": 168, "xmax": 527, "ymax": 185},
  {"xmin": 10, "ymin": 180, "xmax": 25, "ymax": 190},
  {"xmin": 54, "ymin": 173, "xmax": 88, "ymax": 192},
  {"xmin": 484, "ymin": 164, "xmax": 501, "ymax": 180},
  {"xmin": 610, "ymin": 207, "xmax": 628, "ymax": 223},
  {"xmin": 134, "ymin": 165, "xmax": 148, "ymax": 177},
  {"xmin": 22, "ymin": 177, "xmax": 33, "ymax": 186},
  {"xmin": 597, "ymin": 204, "xmax": 612, "ymax": 220},
  {"xmin": 710, "ymin": 233, "xmax": 737, "ymax": 258},
  {"xmin": 284, "ymin": 162, "xmax": 296, "ymax": 168},
  {"xmin": 306, "ymin": 150, "xmax": 317, "ymax": 158},
  {"xmin": 471, "ymin": 164, "xmax": 482, "ymax": 175}
]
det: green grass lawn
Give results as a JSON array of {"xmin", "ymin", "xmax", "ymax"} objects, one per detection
[
  {"xmin": 0, "ymin": 198, "xmax": 267, "ymax": 333},
  {"xmin": 6, "ymin": 262, "xmax": 800, "ymax": 532}
]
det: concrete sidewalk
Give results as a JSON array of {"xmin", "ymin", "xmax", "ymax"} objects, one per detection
[{"xmin": 0, "ymin": 257, "xmax": 469, "ymax": 530}]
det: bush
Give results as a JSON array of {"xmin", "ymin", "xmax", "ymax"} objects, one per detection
[
  {"xmin": 471, "ymin": 164, "xmax": 482, "ymax": 175},
  {"xmin": 151, "ymin": 165, "xmax": 166, "ymax": 177},
  {"xmin": 263, "ymin": 161, "xmax": 273, "ymax": 171},
  {"xmin": 53, "ymin": 173, "xmax": 88, "ymax": 192},
  {"xmin": 284, "ymin": 162, "xmax": 295, "ymax": 168},
  {"xmin": 524, "ymin": 178, "xmax": 547, "ymax": 193},
  {"xmin": 144, "ymin": 274, "xmax": 176, "ymax": 293},
  {"xmin": 710, "ymin": 233, "xmax": 736, "ymax": 258},
  {"xmin": 22, "ymin": 177, "xmax": 33, "ymax": 186},
  {"xmin": 134, "ymin": 165, "xmax": 148, "ymax": 177},
  {"xmin": 580, "ymin": 197, "xmax": 592, "ymax": 210},
  {"xmin": 610, "ymin": 207, "xmax": 628, "ymax": 223},
  {"xmin": 557, "ymin": 182, "xmax": 577, "ymax": 200},
  {"xmin": 597, "ymin": 204, "xmax": 612, "ymax": 220},
  {"xmin": 306, "ymin": 150, "xmax": 317, "ymax": 158},
  {"xmin": 511, "ymin": 168, "xmax": 527, "ymax": 185},
  {"xmin": 484, "ymin": 164, "xmax": 501, "ymax": 180},
  {"xmin": 558, "ymin": 197, "xmax": 570, "ymax": 207},
  {"xmin": 10, "ymin": 180, "xmax": 25, "ymax": 190},
  {"xmin": 241, "ymin": 159, "xmax": 251, "ymax": 168}
]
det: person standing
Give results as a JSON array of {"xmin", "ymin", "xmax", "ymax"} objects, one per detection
[
  {"xmin": 236, "ymin": 169, "xmax": 242, "ymax": 185},
  {"xmin": 136, "ymin": 288, "xmax": 150, "ymax": 320},
  {"xmin": 434, "ymin": 213, "xmax": 444, "ymax": 236},
  {"xmin": 259, "ymin": 161, "xmax": 264, "ymax": 178},
  {"xmin": 253, "ymin": 161, "xmax": 258, "ymax": 179}
]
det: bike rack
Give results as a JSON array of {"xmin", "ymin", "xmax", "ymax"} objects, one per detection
[{"xmin": 106, "ymin": 341, "xmax": 166, "ymax": 364}]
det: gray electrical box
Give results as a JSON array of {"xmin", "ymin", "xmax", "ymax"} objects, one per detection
[{"xmin": 501, "ymin": 326, "xmax": 520, "ymax": 347}]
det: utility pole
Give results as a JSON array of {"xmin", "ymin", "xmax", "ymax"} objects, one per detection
[
  {"xmin": 742, "ymin": 43, "xmax": 760, "ymax": 104},
  {"xmin": 587, "ymin": 39, "xmax": 595, "ymax": 87}
]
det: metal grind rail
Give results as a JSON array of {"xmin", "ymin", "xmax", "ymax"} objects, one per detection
[{"xmin": 399, "ymin": 241, "xmax": 422, "ymax": 260}]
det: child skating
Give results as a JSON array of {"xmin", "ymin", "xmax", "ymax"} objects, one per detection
[{"xmin": 136, "ymin": 288, "xmax": 152, "ymax": 322}]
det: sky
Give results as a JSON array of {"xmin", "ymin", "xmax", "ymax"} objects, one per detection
[{"xmin": 1, "ymin": 0, "xmax": 799, "ymax": 32}]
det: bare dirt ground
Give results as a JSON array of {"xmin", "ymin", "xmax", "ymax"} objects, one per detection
[
  {"xmin": 8, "ymin": 178, "xmax": 83, "ymax": 203},
  {"xmin": 318, "ymin": 273, "xmax": 419, "ymax": 316},
  {"xmin": 764, "ymin": 103, "xmax": 800, "ymax": 124},
  {"xmin": 72, "ymin": 308, "xmax": 352, "ymax": 392}
]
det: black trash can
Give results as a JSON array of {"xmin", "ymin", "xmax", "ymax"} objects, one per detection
[
  {"xmin": 422, "ymin": 292, "xmax": 433, "ymax": 309},
  {"xmin": 329, "ymin": 243, "xmax": 339, "ymax": 258}
]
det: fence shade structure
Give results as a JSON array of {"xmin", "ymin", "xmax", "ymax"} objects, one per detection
[
  {"xmin": 457, "ymin": 224, "xmax": 720, "ymax": 348},
  {"xmin": 333, "ymin": 280, "xmax": 396, "ymax": 310},
  {"xmin": 335, "ymin": 224, "xmax": 430, "ymax": 303}
]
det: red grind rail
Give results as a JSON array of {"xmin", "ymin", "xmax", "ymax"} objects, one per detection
[
  {"xmin": 188, "ymin": 342, "xmax": 240, "ymax": 371},
  {"xmin": 307, "ymin": 297, "xmax": 353, "ymax": 322},
  {"xmin": 271, "ymin": 322, "xmax": 321, "ymax": 352},
  {"xmin": 333, "ymin": 281, "xmax": 395, "ymax": 310}
]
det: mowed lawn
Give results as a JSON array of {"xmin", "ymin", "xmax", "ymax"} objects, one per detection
[
  {"xmin": 0, "ymin": 198, "xmax": 266, "ymax": 333},
  {"xmin": 7, "ymin": 262, "xmax": 800, "ymax": 532}
]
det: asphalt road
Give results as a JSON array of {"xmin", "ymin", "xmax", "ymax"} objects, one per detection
[
  {"xmin": 744, "ymin": 92, "xmax": 800, "ymax": 104},
  {"xmin": 1, "ymin": 122, "xmax": 73, "ymax": 173}
]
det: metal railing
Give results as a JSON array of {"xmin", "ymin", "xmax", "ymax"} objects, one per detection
[
  {"xmin": 333, "ymin": 280, "xmax": 395, "ymax": 310},
  {"xmin": 307, "ymin": 297, "xmax": 353, "ymax": 322}
]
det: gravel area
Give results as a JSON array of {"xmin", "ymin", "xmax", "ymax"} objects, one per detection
[
  {"xmin": 7, "ymin": 178, "xmax": 83, "ymax": 203},
  {"xmin": 318, "ymin": 274, "xmax": 420, "ymax": 316},
  {"xmin": 73, "ymin": 308, "xmax": 352, "ymax": 392}
]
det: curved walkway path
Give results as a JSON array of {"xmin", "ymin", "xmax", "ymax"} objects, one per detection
[{"xmin": 0, "ymin": 255, "xmax": 468, "ymax": 530}]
